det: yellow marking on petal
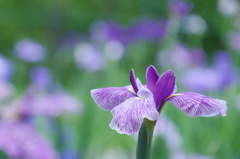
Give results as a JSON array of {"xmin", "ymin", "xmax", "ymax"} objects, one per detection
[
  {"xmin": 137, "ymin": 97, "xmax": 143, "ymax": 99},
  {"xmin": 165, "ymin": 94, "xmax": 182, "ymax": 100},
  {"xmin": 128, "ymin": 88, "xmax": 136, "ymax": 94}
]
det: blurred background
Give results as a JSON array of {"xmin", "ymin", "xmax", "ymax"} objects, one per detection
[{"xmin": 0, "ymin": 0, "xmax": 239, "ymax": 158}]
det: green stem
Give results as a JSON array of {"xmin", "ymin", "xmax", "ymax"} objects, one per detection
[{"xmin": 136, "ymin": 119, "xmax": 155, "ymax": 159}]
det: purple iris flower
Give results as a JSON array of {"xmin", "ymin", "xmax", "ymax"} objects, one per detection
[{"xmin": 91, "ymin": 65, "xmax": 227, "ymax": 135}]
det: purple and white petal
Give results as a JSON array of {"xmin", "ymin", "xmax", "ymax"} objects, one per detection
[
  {"xmin": 146, "ymin": 65, "xmax": 159, "ymax": 94},
  {"xmin": 91, "ymin": 87, "xmax": 136, "ymax": 111},
  {"xmin": 130, "ymin": 69, "xmax": 139, "ymax": 93},
  {"xmin": 136, "ymin": 80, "xmax": 153, "ymax": 99},
  {"xmin": 154, "ymin": 70, "xmax": 176, "ymax": 110},
  {"xmin": 166, "ymin": 92, "xmax": 227, "ymax": 117},
  {"xmin": 110, "ymin": 96, "xmax": 159, "ymax": 135}
]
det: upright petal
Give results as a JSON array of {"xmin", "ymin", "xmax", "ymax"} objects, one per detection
[
  {"xmin": 110, "ymin": 97, "xmax": 159, "ymax": 135},
  {"xmin": 155, "ymin": 70, "xmax": 176, "ymax": 110},
  {"xmin": 146, "ymin": 65, "xmax": 159, "ymax": 94},
  {"xmin": 91, "ymin": 87, "xmax": 136, "ymax": 111},
  {"xmin": 166, "ymin": 92, "xmax": 227, "ymax": 117},
  {"xmin": 130, "ymin": 69, "xmax": 139, "ymax": 93}
]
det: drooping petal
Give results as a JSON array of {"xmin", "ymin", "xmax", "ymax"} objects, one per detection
[
  {"xmin": 155, "ymin": 70, "xmax": 176, "ymax": 110},
  {"xmin": 110, "ymin": 96, "xmax": 159, "ymax": 135},
  {"xmin": 166, "ymin": 92, "xmax": 227, "ymax": 117},
  {"xmin": 146, "ymin": 65, "xmax": 159, "ymax": 94},
  {"xmin": 91, "ymin": 87, "xmax": 136, "ymax": 111},
  {"xmin": 130, "ymin": 69, "xmax": 139, "ymax": 93}
]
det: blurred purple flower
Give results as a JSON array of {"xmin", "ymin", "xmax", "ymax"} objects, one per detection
[
  {"xmin": 91, "ymin": 65, "xmax": 227, "ymax": 135},
  {"xmin": 25, "ymin": 92, "xmax": 81, "ymax": 118},
  {"xmin": 157, "ymin": 44, "xmax": 190, "ymax": 69},
  {"xmin": 14, "ymin": 39, "xmax": 46, "ymax": 63},
  {"xmin": 0, "ymin": 122, "xmax": 57, "ymax": 159},
  {"xmin": 129, "ymin": 19, "xmax": 168, "ymax": 41},
  {"xmin": 1, "ymin": 98, "xmax": 34, "ymax": 123},
  {"xmin": 180, "ymin": 67, "xmax": 221, "ymax": 92},
  {"xmin": 169, "ymin": 0, "xmax": 193, "ymax": 16},
  {"xmin": 61, "ymin": 149, "xmax": 80, "ymax": 159},
  {"xmin": 0, "ymin": 54, "xmax": 14, "ymax": 81},
  {"xmin": 157, "ymin": 44, "xmax": 206, "ymax": 70},
  {"xmin": 104, "ymin": 23, "xmax": 127, "ymax": 44},
  {"xmin": 74, "ymin": 42, "xmax": 105, "ymax": 72},
  {"xmin": 30, "ymin": 66, "xmax": 52, "ymax": 88},
  {"xmin": 61, "ymin": 31, "xmax": 80, "ymax": 48},
  {"xmin": 91, "ymin": 20, "xmax": 167, "ymax": 45},
  {"xmin": 169, "ymin": 44, "xmax": 192, "ymax": 69},
  {"xmin": 181, "ymin": 51, "xmax": 237, "ymax": 92},
  {"xmin": 213, "ymin": 51, "xmax": 238, "ymax": 89},
  {"xmin": 188, "ymin": 48, "xmax": 206, "ymax": 66},
  {"xmin": 91, "ymin": 21, "xmax": 127, "ymax": 44}
]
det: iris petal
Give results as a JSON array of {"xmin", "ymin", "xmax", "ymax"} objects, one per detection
[
  {"xmin": 110, "ymin": 96, "xmax": 159, "ymax": 135},
  {"xmin": 91, "ymin": 87, "xmax": 136, "ymax": 111},
  {"xmin": 146, "ymin": 65, "xmax": 159, "ymax": 94},
  {"xmin": 155, "ymin": 70, "xmax": 176, "ymax": 110},
  {"xmin": 130, "ymin": 69, "xmax": 139, "ymax": 93},
  {"xmin": 166, "ymin": 92, "xmax": 227, "ymax": 117}
]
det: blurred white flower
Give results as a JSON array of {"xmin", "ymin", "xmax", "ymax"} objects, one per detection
[
  {"xmin": 182, "ymin": 14, "xmax": 207, "ymax": 35},
  {"xmin": 157, "ymin": 44, "xmax": 206, "ymax": 70},
  {"xmin": 0, "ymin": 80, "xmax": 14, "ymax": 101},
  {"xmin": 104, "ymin": 40, "xmax": 125, "ymax": 61},
  {"xmin": 74, "ymin": 42, "xmax": 105, "ymax": 72},
  {"xmin": 157, "ymin": 44, "xmax": 192, "ymax": 70},
  {"xmin": 217, "ymin": 0, "xmax": 239, "ymax": 17}
]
